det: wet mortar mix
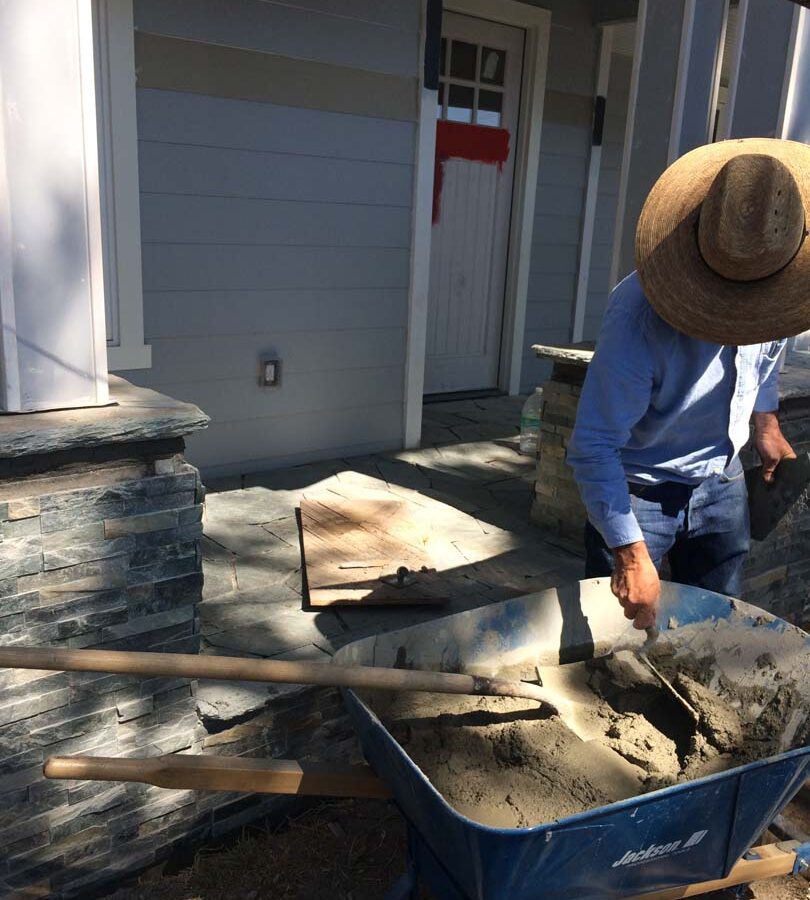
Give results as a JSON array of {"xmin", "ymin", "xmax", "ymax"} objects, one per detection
[{"xmin": 371, "ymin": 641, "xmax": 810, "ymax": 829}]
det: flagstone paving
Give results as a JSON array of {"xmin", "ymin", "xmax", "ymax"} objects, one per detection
[{"xmin": 197, "ymin": 396, "xmax": 584, "ymax": 725}]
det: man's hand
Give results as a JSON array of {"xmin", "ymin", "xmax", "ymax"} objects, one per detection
[
  {"xmin": 753, "ymin": 411, "xmax": 796, "ymax": 483},
  {"xmin": 611, "ymin": 542, "xmax": 660, "ymax": 629}
]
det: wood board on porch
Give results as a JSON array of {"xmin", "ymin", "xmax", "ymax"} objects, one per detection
[{"xmin": 297, "ymin": 491, "xmax": 451, "ymax": 607}]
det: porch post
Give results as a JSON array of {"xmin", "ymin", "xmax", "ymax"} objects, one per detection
[
  {"xmin": 0, "ymin": 0, "xmax": 109, "ymax": 413},
  {"xmin": 718, "ymin": 0, "xmax": 807, "ymax": 141},
  {"xmin": 610, "ymin": 0, "xmax": 727, "ymax": 285}
]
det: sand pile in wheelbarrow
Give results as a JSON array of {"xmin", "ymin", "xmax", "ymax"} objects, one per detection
[{"xmin": 374, "ymin": 647, "xmax": 810, "ymax": 829}]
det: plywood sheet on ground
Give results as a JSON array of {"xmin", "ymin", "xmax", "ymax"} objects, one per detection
[{"xmin": 298, "ymin": 492, "xmax": 457, "ymax": 607}]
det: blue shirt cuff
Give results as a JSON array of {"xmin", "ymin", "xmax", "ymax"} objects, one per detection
[
  {"xmin": 753, "ymin": 382, "xmax": 779, "ymax": 412},
  {"xmin": 595, "ymin": 510, "xmax": 644, "ymax": 549}
]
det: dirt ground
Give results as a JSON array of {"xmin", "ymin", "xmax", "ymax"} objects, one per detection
[
  {"xmin": 106, "ymin": 800, "xmax": 406, "ymax": 900},
  {"xmin": 104, "ymin": 796, "xmax": 809, "ymax": 900}
]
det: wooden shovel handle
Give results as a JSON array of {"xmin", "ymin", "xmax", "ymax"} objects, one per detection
[
  {"xmin": 44, "ymin": 754, "xmax": 391, "ymax": 799},
  {"xmin": 0, "ymin": 647, "xmax": 556, "ymax": 709}
]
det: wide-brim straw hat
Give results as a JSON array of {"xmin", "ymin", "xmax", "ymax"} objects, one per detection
[{"xmin": 635, "ymin": 138, "xmax": 810, "ymax": 345}]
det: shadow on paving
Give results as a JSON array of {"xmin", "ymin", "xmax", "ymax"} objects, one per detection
[{"xmin": 194, "ymin": 396, "xmax": 584, "ymax": 728}]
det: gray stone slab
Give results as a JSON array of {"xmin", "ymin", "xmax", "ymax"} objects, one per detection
[
  {"xmin": 45, "ymin": 522, "xmax": 106, "ymax": 548},
  {"xmin": 204, "ymin": 486, "xmax": 303, "ymax": 525},
  {"xmin": 99, "ymin": 605, "xmax": 195, "ymax": 644},
  {"xmin": 25, "ymin": 588, "xmax": 128, "ymax": 625},
  {"xmin": 126, "ymin": 555, "xmax": 199, "ymax": 587},
  {"xmin": 40, "ymin": 501, "xmax": 124, "ymax": 533},
  {"xmin": 42, "ymin": 535, "xmax": 135, "ymax": 570},
  {"xmin": 123, "ymin": 491, "xmax": 197, "ymax": 515},
  {"xmin": 227, "ymin": 549, "xmax": 303, "ymax": 592},
  {"xmin": 0, "ymin": 591, "xmax": 34, "ymax": 618},
  {"xmin": 179, "ymin": 505, "xmax": 204, "ymax": 526},
  {"xmin": 532, "ymin": 343, "xmax": 595, "ymax": 366},
  {"xmin": 259, "ymin": 515, "xmax": 300, "ymax": 547},
  {"xmin": 104, "ymin": 510, "xmax": 179, "ymax": 537},
  {"xmin": 0, "ymin": 538, "xmax": 42, "ymax": 580},
  {"xmin": 0, "ymin": 686, "xmax": 72, "ymax": 728},
  {"xmin": 243, "ymin": 460, "xmax": 344, "ymax": 492},
  {"xmin": 0, "ymin": 375, "xmax": 209, "ymax": 458},
  {"xmin": 372, "ymin": 457, "xmax": 433, "ymax": 490},
  {"xmin": 1, "ymin": 518, "xmax": 40, "ymax": 539},
  {"xmin": 202, "ymin": 521, "xmax": 288, "ymax": 556},
  {"xmin": 201, "ymin": 585, "xmax": 341, "ymax": 636},
  {"xmin": 18, "ymin": 556, "xmax": 127, "ymax": 594},
  {"xmin": 197, "ymin": 643, "xmax": 330, "ymax": 724},
  {"xmin": 418, "ymin": 423, "xmax": 459, "ymax": 445},
  {"xmin": 132, "ymin": 522, "xmax": 203, "ymax": 551},
  {"xmin": 129, "ymin": 541, "xmax": 197, "ymax": 569}
]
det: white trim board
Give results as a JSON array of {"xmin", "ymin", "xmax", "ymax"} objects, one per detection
[
  {"xmin": 610, "ymin": 0, "xmax": 646, "ymax": 289},
  {"xmin": 572, "ymin": 25, "xmax": 614, "ymax": 344},
  {"xmin": 403, "ymin": 1, "xmax": 437, "ymax": 448},
  {"xmin": 94, "ymin": 0, "xmax": 151, "ymax": 371},
  {"xmin": 402, "ymin": 0, "xmax": 551, "ymax": 445}
]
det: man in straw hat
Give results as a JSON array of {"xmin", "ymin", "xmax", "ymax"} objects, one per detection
[{"xmin": 568, "ymin": 138, "xmax": 810, "ymax": 629}]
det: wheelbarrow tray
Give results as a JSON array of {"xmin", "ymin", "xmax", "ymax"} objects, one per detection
[{"xmin": 333, "ymin": 579, "xmax": 810, "ymax": 899}]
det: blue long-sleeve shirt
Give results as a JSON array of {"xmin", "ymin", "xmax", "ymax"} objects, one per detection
[{"xmin": 567, "ymin": 272, "xmax": 785, "ymax": 549}]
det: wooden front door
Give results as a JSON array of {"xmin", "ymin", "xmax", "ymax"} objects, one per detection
[{"xmin": 424, "ymin": 11, "xmax": 525, "ymax": 395}]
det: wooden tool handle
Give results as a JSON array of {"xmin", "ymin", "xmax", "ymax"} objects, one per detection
[
  {"xmin": 44, "ymin": 755, "xmax": 392, "ymax": 799},
  {"xmin": 628, "ymin": 841, "xmax": 803, "ymax": 899},
  {"xmin": 0, "ymin": 646, "xmax": 556, "ymax": 709}
]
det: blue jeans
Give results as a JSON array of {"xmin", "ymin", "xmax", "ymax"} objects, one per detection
[{"xmin": 584, "ymin": 463, "xmax": 750, "ymax": 598}]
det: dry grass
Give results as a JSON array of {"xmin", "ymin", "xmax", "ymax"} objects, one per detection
[{"xmin": 108, "ymin": 800, "xmax": 406, "ymax": 900}]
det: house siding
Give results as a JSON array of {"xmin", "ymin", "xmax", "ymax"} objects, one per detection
[{"xmin": 118, "ymin": 0, "xmax": 419, "ymax": 476}]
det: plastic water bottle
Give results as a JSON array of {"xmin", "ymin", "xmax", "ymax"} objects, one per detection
[{"xmin": 519, "ymin": 388, "xmax": 543, "ymax": 456}]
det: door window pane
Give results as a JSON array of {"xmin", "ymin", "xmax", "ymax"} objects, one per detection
[
  {"xmin": 437, "ymin": 82, "xmax": 444, "ymax": 120},
  {"xmin": 450, "ymin": 40, "xmax": 477, "ymax": 80},
  {"xmin": 480, "ymin": 47, "xmax": 505, "ymax": 85},
  {"xmin": 447, "ymin": 84, "xmax": 474, "ymax": 123},
  {"xmin": 477, "ymin": 90, "xmax": 503, "ymax": 127},
  {"xmin": 440, "ymin": 38, "xmax": 447, "ymax": 76}
]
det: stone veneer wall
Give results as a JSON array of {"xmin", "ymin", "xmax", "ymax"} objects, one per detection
[
  {"xmin": 0, "ymin": 445, "xmax": 209, "ymax": 896},
  {"xmin": 531, "ymin": 360, "xmax": 810, "ymax": 631},
  {"xmin": 0, "ymin": 442, "xmax": 361, "ymax": 898},
  {"xmin": 530, "ymin": 363, "xmax": 587, "ymax": 545}
]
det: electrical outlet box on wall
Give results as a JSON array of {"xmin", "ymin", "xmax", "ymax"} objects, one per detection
[{"xmin": 259, "ymin": 357, "xmax": 280, "ymax": 387}]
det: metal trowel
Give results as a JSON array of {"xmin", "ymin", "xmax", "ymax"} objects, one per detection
[
  {"xmin": 746, "ymin": 451, "xmax": 810, "ymax": 541},
  {"xmin": 634, "ymin": 627, "xmax": 699, "ymax": 724}
]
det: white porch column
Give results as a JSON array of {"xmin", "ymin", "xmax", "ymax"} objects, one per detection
[
  {"xmin": 0, "ymin": 0, "xmax": 109, "ymax": 413},
  {"xmin": 610, "ymin": 0, "xmax": 727, "ymax": 284},
  {"xmin": 719, "ymin": 0, "xmax": 807, "ymax": 141}
]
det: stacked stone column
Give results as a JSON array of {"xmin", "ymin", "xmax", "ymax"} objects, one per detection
[
  {"xmin": 0, "ymin": 378, "xmax": 209, "ymax": 896},
  {"xmin": 530, "ymin": 347, "xmax": 592, "ymax": 545}
]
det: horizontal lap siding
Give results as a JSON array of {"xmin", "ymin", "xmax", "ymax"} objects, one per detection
[
  {"xmin": 134, "ymin": 0, "xmax": 419, "ymax": 76},
  {"xmin": 124, "ymin": 0, "xmax": 419, "ymax": 475},
  {"xmin": 521, "ymin": 0, "xmax": 597, "ymax": 391}
]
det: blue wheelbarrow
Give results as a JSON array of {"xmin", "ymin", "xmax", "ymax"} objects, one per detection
[
  {"xmin": 334, "ymin": 579, "xmax": 810, "ymax": 899},
  {"xmin": 13, "ymin": 579, "xmax": 810, "ymax": 898}
]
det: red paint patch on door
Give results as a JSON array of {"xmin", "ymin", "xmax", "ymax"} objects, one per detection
[{"xmin": 432, "ymin": 121, "xmax": 510, "ymax": 224}]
